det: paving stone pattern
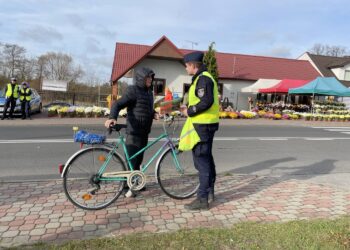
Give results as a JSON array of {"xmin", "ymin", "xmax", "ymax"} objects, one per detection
[{"xmin": 1, "ymin": 175, "xmax": 350, "ymax": 247}]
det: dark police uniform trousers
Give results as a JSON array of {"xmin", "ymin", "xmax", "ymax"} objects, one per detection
[{"xmin": 192, "ymin": 127, "xmax": 217, "ymax": 199}]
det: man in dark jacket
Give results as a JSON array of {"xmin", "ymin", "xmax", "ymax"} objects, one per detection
[{"xmin": 105, "ymin": 67, "xmax": 157, "ymax": 197}]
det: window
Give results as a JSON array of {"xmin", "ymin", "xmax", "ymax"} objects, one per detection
[
  {"xmin": 153, "ymin": 78, "xmax": 165, "ymax": 95},
  {"xmin": 345, "ymin": 70, "xmax": 350, "ymax": 81}
]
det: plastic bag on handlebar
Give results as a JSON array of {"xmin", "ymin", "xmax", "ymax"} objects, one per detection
[{"xmin": 74, "ymin": 130, "xmax": 106, "ymax": 144}]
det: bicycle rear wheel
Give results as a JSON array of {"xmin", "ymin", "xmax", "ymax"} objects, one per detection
[
  {"xmin": 156, "ymin": 145, "xmax": 199, "ymax": 199},
  {"xmin": 63, "ymin": 146, "xmax": 126, "ymax": 210}
]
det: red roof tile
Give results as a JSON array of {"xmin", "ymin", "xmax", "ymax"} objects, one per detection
[{"xmin": 111, "ymin": 36, "xmax": 320, "ymax": 82}]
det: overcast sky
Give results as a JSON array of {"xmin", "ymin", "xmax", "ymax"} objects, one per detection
[{"xmin": 0, "ymin": 0, "xmax": 349, "ymax": 81}]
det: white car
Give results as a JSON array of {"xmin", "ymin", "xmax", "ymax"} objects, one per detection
[{"xmin": 0, "ymin": 88, "xmax": 42, "ymax": 116}]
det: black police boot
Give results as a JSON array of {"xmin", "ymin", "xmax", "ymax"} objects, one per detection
[
  {"xmin": 1, "ymin": 117, "xmax": 4, "ymax": 120},
  {"xmin": 184, "ymin": 197, "xmax": 209, "ymax": 210},
  {"xmin": 208, "ymin": 191, "xmax": 215, "ymax": 204}
]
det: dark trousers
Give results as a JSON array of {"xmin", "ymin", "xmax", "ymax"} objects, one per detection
[
  {"xmin": 192, "ymin": 131, "xmax": 216, "ymax": 199},
  {"xmin": 21, "ymin": 101, "xmax": 31, "ymax": 118},
  {"xmin": 125, "ymin": 134, "xmax": 148, "ymax": 171},
  {"xmin": 2, "ymin": 98, "xmax": 16, "ymax": 118}
]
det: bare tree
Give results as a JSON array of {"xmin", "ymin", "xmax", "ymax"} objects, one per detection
[
  {"xmin": 2, "ymin": 43, "xmax": 26, "ymax": 77},
  {"xmin": 18, "ymin": 57, "xmax": 37, "ymax": 81},
  {"xmin": 38, "ymin": 52, "xmax": 84, "ymax": 82},
  {"xmin": 309, "ymin": 43, "xmax": 348, "ymax": 57}
]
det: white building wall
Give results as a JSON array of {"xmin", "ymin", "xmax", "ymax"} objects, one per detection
[
  {"xmin": 135, "ymin": 58, "xmax": 191, "ymax": 97},
  {"xmin": 331, "ymin": 67, "xmax": 343, "ymax": 79},
  {"xmin": 221, "ymin": 79, "xmax": 255, "ymax": 110},
  {"xmin": 331, "ymin": 63, "xmax": 350, "ymax": 80}
]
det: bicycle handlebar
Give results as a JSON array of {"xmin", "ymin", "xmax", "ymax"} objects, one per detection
[{"xmin": 108, "ymin": 124, "xmax": 127, "ymax": 135}]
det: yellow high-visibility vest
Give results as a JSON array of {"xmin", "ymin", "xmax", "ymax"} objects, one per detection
[
  {"xmin": 179, "ymin": 71, "xmax": 219, "ymax": 151},
  {"xmin": 5, "ymin": 83, "xmax": 19, "ymax": 98},
  {"xmin": 188, "ymin": 71, "xmax": 219, "ymax": 124},
  {"xmin": 20, "ymin": 88, "xmax": 32, "ymax": 101}
]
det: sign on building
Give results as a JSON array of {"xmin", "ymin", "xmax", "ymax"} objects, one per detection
[{"xmin": 42, "ymin": 80, "xmax": 68, "ymax": 92}]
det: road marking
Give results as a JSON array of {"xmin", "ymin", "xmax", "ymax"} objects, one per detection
[
  {"xmin": 304, "ymin": 138, "xmax": 335, "ymax": 141},
  {"xmin": 259, "ymin": 138, "xmax": 288, "ymax": 141},
  {"xmin": 324, "ymin": 129, "xmax": 350, "ymax": 132},
  {"xmin": 2, "ymin": 137, "xmax": 350, "ymax": 144},
  {"xmin": 312, "ymin": 127, "xmax": 350, "ymax": 129}
]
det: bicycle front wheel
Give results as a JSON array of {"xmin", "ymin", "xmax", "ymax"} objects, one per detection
[
  {"xmin": 156, "ymin": 145, "xmax": 199, "ymax": 199},
  {"xmin": 63, "ymin": 146, "xmax": 126, "ymax": 210}
]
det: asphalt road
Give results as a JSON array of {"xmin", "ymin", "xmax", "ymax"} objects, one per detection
[{"xmin": 1, "ymin": 124, "xmax": 350, "ymax": 188}]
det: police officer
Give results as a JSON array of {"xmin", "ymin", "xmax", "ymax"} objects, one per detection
[
  {"xmin": 180, "ymin": 51, "xmax": 219, "ymax": 210},
  {"xmin": 20, "ymin": 82, "xmax": 32, "ymax": 120},
  {"xmin": 1, "ymin": 77, "xmax": 19, "ymax": 120}
]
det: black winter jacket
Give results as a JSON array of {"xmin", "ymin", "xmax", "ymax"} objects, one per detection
[{"xmin": 109, "ymin": 67, "xmax": 155, "ymax": 136}]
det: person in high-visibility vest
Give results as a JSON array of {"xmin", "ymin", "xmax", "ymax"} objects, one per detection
[
  {"xmin": 180, "ymin": 51, "xmax": 219, "ymax": 210},
  {"xmin": 1, "ymin": 77, "xmax": 19, "ymax": 120},
  {"xmin": 20, "ymin": 82, "xmax": 32, "ymax": 120}
]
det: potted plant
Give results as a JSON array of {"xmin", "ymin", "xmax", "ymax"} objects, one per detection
[
  {"xmin": 76, "ymin": 107, "xmax": 85, "ymax": 117},
  {"xmin": 93, "ymin": 106, "xmax": 103, "ymax": 118},
  {"xmin": 47, "ymin": 106, "xmax": 59, "ymax": 117},
  {"xmin": 57, "ymin": 107, "xmax": 68, "ymax": 118},
  {"xmin": 67, "ymin": 106, "xmax": 76, "ymax": 118}
]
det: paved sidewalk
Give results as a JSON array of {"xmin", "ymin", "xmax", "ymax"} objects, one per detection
[{"xmin": 1, "ymin": 174, "xmax": 350, "ymax": 248}]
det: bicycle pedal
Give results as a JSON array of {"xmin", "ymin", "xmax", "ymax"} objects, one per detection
[{"xmin": 125, "ymin": 190, "xmax": 136, "ymax": 198}]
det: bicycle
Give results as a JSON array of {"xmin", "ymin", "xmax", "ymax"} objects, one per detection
[{"xmin": 60, "ymin": 115, "xmax": 199, "ymax": 210}]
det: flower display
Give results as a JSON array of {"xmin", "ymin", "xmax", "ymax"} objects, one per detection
[
  {"xmin": 219, "ymin": 111, "xmax": 229, "ymax": 119},
  {"xmin": 273, "ymin": 114, "xmax": 282, "ymax": 120},
  {"xmin": 228, "ymin": 112, "xmax": 238, "ymax": 119},
  {"xmin": 47, "ymin": 105, "xmax": 60, "ymax": 117},
  {"xmin": 84, "ymin": 107, "xmax": 93, "ymax": 117},
  {"xmin": 282, "ymin": 114, "xmax": 290, "ymax": 120},
  {"xmin": 240, "ymin": 111, "xmax": 257, "ymax": 119},
  {"xmin": 57, "ymin": 107, "xmax": 69, "ymax": 117},
  {"xmin": 92, "ymin": 106, "xmax": 103, "ymax": 117}
]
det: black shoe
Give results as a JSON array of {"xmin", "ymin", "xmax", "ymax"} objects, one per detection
[
  {"xmin": 184, "ymin": 197, "xmax": 209, "ymax": 211},
  {"xmin": 1, "ymin": 117, "xmax": 4, "ymax": 120},
  {"xmin": 208, "ymin": 192, "xmax": 215, "ymax": 204},
  {"xmin": 21, "ymin": 117, "xmax": 25, "ymax": 120}
]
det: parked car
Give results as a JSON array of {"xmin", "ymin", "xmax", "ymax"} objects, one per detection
[
  {"xmin": 43, "ymin": 101, "xmax": 72, "ymax": 109},
  {"xmin": 0, "ymin": 88, "xmax": 42, "ymax": 116}
]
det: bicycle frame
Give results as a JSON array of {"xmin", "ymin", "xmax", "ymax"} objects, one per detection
[{"xmin": 97, "ymin": 128, "xmax": 178, "ymax": 182}]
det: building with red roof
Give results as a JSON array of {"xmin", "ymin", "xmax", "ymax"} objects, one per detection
[{"xmin": 111, "ymin": 36, "xmax": 320, "ymax": 110}]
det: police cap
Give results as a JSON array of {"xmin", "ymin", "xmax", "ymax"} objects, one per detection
[{"xmin": 183, "ymin": 51, "xmax": 204, "ymax": 63}]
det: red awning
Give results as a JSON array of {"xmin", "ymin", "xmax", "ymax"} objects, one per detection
[{"xmin": 259, "ymin": 79, "xmax": 310, "ymax": 93}]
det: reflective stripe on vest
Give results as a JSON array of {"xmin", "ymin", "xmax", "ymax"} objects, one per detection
[
  {"xmin": 20, "ymin": 88, "xmax": 32, "ymax": 101},
  {"xmin": 188, "ymin": 71, "xmax": 219, "ymax": 124},
  {"xmin": 178, "ymin": 117, "xmax": 201, "ymax": 151},
  {"xmin": 5, "ymin": 84, "xmax": 19, "ymax": 98}
]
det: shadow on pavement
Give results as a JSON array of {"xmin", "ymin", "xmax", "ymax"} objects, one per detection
[{"xmin": 211, "ymin": 158, "xmax": 336, "ymax": 209}]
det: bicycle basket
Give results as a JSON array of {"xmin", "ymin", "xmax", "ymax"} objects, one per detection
[{"xmin": 74, "ymin": 130, "xmax": 106, "ymax": 144}]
